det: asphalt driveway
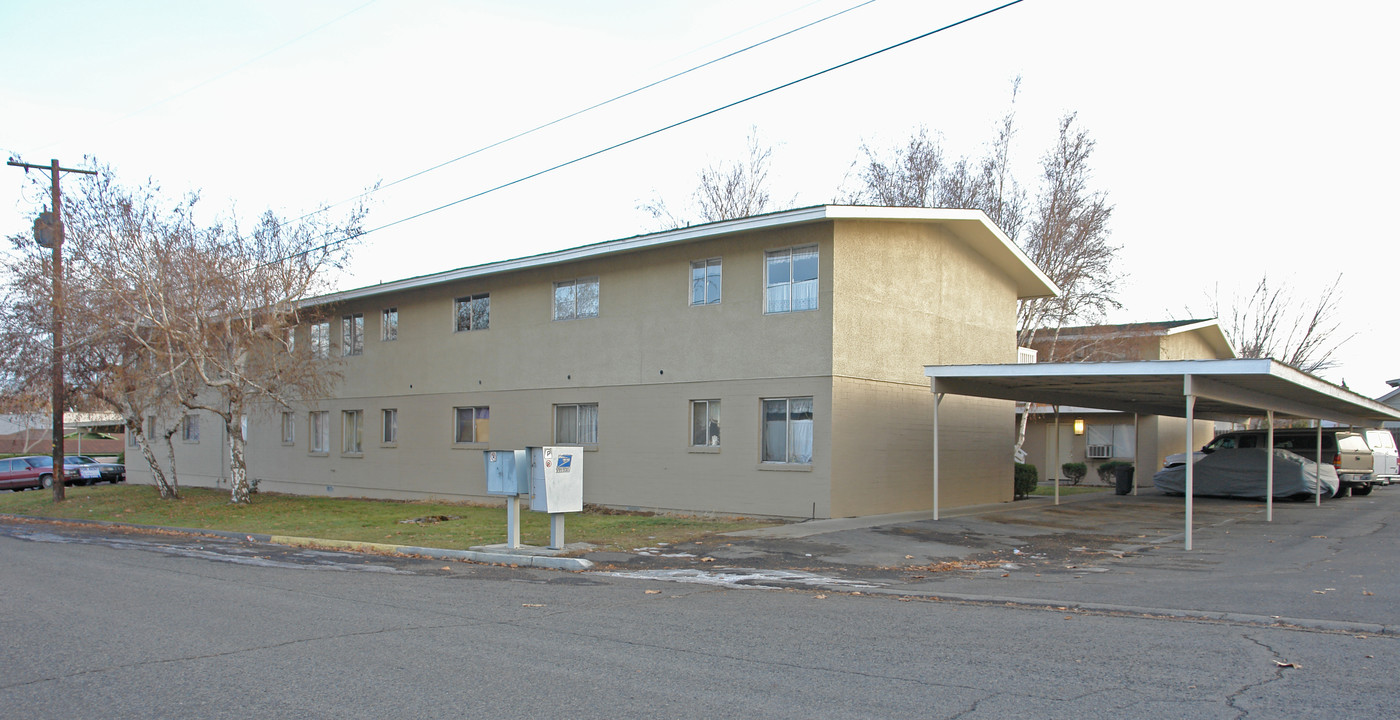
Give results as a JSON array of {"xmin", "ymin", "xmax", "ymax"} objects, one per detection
[{"xmin": 585, "ymin": 488, "xmax": 1400, "ymax": 632}]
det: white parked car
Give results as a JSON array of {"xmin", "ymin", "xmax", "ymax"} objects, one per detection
[{"xmin": 1360, "ymin": 428, "xmax": 1398, "ymax": 485}]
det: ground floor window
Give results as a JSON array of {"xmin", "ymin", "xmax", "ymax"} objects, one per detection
[
  {"xmin": 382, "ymin": 409, "xmax": 398, "ymax": 444},
  {"xmin": 342, "ymin": 410, "xmax": 363, "ymax": 454},
  {"xmin": 762, "ymin": 397, "xmax": 813, "ymax": 464},
  {"xmin": 454, "ymin": 406, "xmax": 489, "ymax": 444},
  {"xmin": 181, "ymin": 415, "xmax": 200, "ymax": 443},
  {"xmin": 691, "ymin": 400, "xmax": 720, "ymax": 446},
  {"xmin": 281, "ymin": 412, "xmax": 296, "ymax": 445},
  {"xmin": 309, "ymin": 411, "xmax": 329, "ymax": 454},
  {"xmin": 555, "ymin": 403, "xmax": 598, "ymax": 445}
]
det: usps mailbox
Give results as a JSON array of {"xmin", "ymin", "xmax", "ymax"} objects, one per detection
[
  {"xmin": 483, "ymin": 450, "xmax": 530, "ymax": 549},
  {"xmin": 529, "ymin": 446, "xmax": 583, "ymax": 549},
  {"xmin": 484, "ymin": 450, "xmax": 529, "ymax": 496}
]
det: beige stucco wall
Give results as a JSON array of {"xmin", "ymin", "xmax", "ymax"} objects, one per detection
[
  {"xmin": 826, "ymin": 219, "xmax": 1019, "ymax": 514},
  {"xmin": 1159, "ymin": 331, "xmax": 1220, "ymax": 361},
  {"xmin": 129, "ymin": 216, "xmax": 1031, "ymax": 518}
]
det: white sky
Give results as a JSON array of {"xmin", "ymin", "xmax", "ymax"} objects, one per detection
[{"xmin": 3, "ymin": 0, "xmax": 1396, "ymax": 395}]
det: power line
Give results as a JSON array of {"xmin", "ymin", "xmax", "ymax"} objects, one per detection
[
  {"xmin": 291, "ymin": 0, "xmax": 881, "ymax": 224},
  {"xmin": 249, "ymin": 0, "xmax": 1027, "ymax": 273}
]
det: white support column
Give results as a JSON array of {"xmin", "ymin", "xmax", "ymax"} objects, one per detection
[
  {"xmin": 1052, "ymin": 407, "xmax": 1061, "ymax": 506},
  {"xmin": 1132, "ymin": 412, "xmax": 1140, "ymax": 496},
  {"xmin": 932, "ymin": 392, "xmax": 943, "ymax": 521},
  {"xmin": 1315, "ymin": 422, "xmax": 1323, "ymax": 506},
  {"xmin": 1265, "ymin": 411, "xmax": 1275, "ymax": 522},
  {"xmin": 1183, "ymin": 377, "xmax": 1196, "ymax": 551}
]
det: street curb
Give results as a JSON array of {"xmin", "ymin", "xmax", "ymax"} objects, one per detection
[
  {"xmin": 0, "ymin": 514, "xmax": 593, "ymax": 571},
  {"xmin": 852, "ymin": 585, "xmax": 1397, "ymax": 636}
]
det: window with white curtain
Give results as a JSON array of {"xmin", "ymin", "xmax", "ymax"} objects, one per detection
[
  {"xmin": 762, "ymin": 397, "xmax": 813, "ymax": 464},
  {"xmin": 690, "ymin": 258, "xmax": 721, "ymax": 305},
  {"xmin": 309, "ymin": 411, "xmax": 329, "ymax": 454},
  {"xmin": 764, "ymin": 245, "xmax": 818, "ymax": 314},
  {"xmin": 555, "ymin": 403, "xmax": 598, "ymax": 445},
  {"xmin": 281, "ymin": 412, "xmax": 295, "ymax": 445},
  {"xmin": 342, "ymin": 410, "xmax": 363, "ymax": 454}
]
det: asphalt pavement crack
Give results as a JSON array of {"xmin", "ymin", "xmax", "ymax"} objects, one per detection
[{"xmin": 1224, "ymin": 633, "xmax": 1292, "ymax": 718}]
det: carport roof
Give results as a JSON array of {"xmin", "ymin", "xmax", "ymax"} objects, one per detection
[{"xmin": 924, "ymin": 358, "xmax": 1400, "ymax": 426}]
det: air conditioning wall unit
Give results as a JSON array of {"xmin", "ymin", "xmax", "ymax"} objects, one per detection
[{"xmin": 1086, "ymin": 444, "xmax": 1113, "ymax": 459}]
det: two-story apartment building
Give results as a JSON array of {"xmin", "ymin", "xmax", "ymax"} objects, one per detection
[{"xmin": 131, "ymin": 205, "xmax": 1057, "ymax": 518}]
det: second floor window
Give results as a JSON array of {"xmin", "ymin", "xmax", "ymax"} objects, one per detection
[
  {"xmin": 382, "ymin": 308, "xmax": 398, "ymax": 341},
  {"xmin": 553, "ymin": 278, "xmax": 599, "ymax": 320},
  {"xmin": 342, "ymin": 314, "xmax": 364, "ymax": 356},
  {"xmin": 765, "ymin": 245, "xmax": 818, "ymax": 313},
  {"xmin": 455, "ymin": 294, "xmax": 490, "ymax": 332},
  {"xmin": 691, "ymin": 259, "xmax": 721, "ymax": 305},
  {"xmin": 310, "ymin": 322, "xmax": 330, "ymax": 358}
]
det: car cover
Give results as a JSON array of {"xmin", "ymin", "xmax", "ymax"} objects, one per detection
[{"xmin": 1152, "ymin": 447, "xmax": 1339, "ymax": 499}]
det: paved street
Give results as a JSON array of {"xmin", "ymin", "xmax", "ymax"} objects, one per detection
[{"xmin": 2, "ymin": 489, "xmax": 1397, "ymax": 719}]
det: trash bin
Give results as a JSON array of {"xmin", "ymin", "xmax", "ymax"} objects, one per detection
[{"xmin": 1113, "ymin": 465, "xmax": 1135, "ymax": 495}]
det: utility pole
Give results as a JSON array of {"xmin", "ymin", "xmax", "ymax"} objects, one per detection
[{"xmin": 7, "ymin": 158, "xmax": 97, "ymax": 501}]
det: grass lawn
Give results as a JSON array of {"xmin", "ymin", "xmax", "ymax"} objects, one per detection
[
  {"xmin": 0, "ymin": 484, "xmax": 778, "ymax": 553},
  {"xmin": 1028, "ymin": 484, "xmax": 1114, "ymax": 497}
]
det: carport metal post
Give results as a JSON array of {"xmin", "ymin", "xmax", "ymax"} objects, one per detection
[
  {"xmin": 1266, "ymin": 411, "xmax": 1275, "ymax": 522},
  {"xmin": 1316, "ymin": 423, "xmax": 1322, "ymax": 506},
  {"xmin": 932, "ymin": 391, "xmax": 943, "ymax": 521},
  {"xmin": 1184, "ymin": 386, "xmax": 1196, "ymax": 551},
  {"xmin": 1052, "ymin": 406, "xmax": 1061, "ymax": 505}
]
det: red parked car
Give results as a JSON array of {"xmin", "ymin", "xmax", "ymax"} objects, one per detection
[{"xmin": 0, "ymin": 455, "xmax": 77, "ymax": 491}]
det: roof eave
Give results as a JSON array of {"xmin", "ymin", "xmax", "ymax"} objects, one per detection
[{"xmin": 304, "ymin": 205, "xmax": 1059, "ymax": 307}]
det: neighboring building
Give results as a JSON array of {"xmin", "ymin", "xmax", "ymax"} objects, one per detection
[
  {"xmin": 1019, "ymin": 320, "xmax": 1236, "ymax": 481},
  {"xmin": 0, "ymin": 412, "xmax": 126, "ymax": 457},
  {"xmin": 1380, "ymin": 378, "xmax": 1400, "ymax": 441},
  {"xmin": 127, "ymin": 206, "xmax": 1057, "ymax": 518}
]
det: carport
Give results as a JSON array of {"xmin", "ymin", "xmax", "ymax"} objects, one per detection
[{"xmin": 924, "ymin": 358, "xmax": 1400, "ymax": 549}]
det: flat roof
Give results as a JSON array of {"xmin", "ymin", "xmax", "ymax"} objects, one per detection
[
  {"xmin": 924, "ymin": 358, "xmax": 1400, "ymax": 426},
  {"xmin": 310, "ymin": 205, "xmax": 1060, "ymax": 307}
]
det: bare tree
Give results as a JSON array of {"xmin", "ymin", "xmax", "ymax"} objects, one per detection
[
  {"xmin": 846, "ymin": 126, "xmax": 946, "ymax": 208},
  {"xmin": 1014, "ymin": 113, "xmax": 1118, "ymax": 347},
  {"xmin": 0, "ymin": 164, "xmax": 365, "ymax": 502},
  {"xmin": 641, "ymin": 127, "xmax": 787, "ymax": 228},
  {"xmin": 1203, "ymin": 274, "xmax": 1352, "ymax": 374}
]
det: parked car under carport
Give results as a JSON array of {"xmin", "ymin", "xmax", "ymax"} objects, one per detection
[{"xmin": 1152, "ymin": 447, "xmax": 1339, "ymax": 500}]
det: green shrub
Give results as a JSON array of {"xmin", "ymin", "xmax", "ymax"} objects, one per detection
[
  {"xmin": 1014, "ymin": 462, "xmax": 1038, "ymax": 498},
  {"xmin": 1096, "ymin": 460, "xmax": 1129, "ymax": 484},
  {"xmin": 1061, "ymin": 462, "xmax": 1088, "ymax": 486}
]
